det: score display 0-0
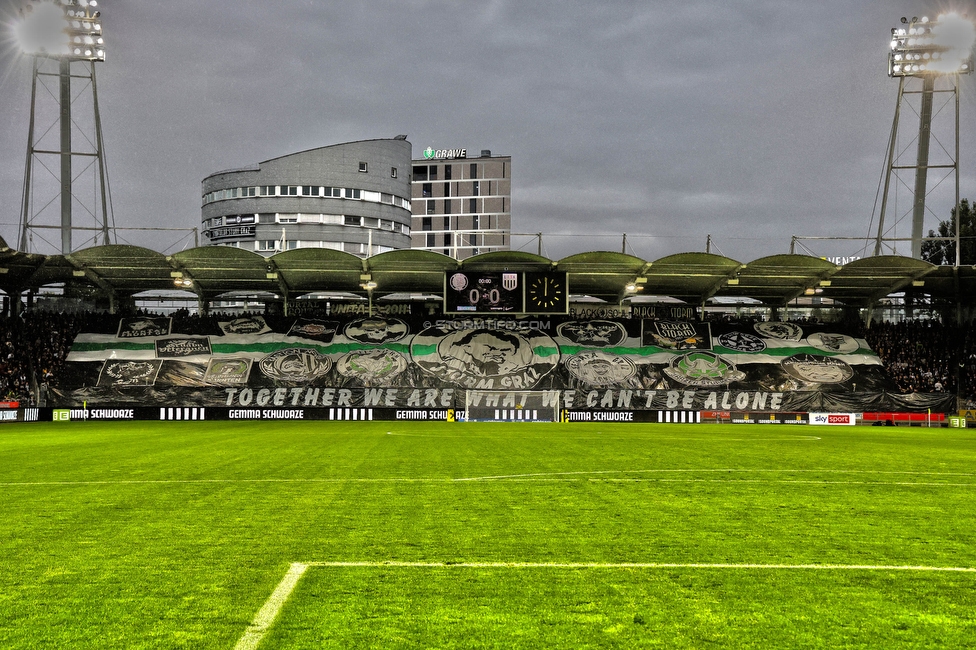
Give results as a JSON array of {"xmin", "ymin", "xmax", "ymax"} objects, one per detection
[{"xmin": 444, "ymin": 271, "xmax": 568, "ymax": 314}]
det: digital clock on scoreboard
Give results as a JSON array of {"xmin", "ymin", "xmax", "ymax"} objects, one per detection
[{"xmin": 444, "ymin": 272, "xmax": 522, "ymax": 313}]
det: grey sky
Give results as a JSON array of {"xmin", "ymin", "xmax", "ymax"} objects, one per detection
[{"xmin": 1, "ymin": 0, "xmax": 974, "ymax": 261}]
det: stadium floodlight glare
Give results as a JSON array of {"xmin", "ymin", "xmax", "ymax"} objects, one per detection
[
  {"xmin": 889, "ymin": 12, "xmax": 975, "ymax": 77},
  {"xmin": 14, "ymin": 0, "xmax": 105, "ymax": 61}
]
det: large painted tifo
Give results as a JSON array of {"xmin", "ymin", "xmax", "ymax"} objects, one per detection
[{"xmin": 52, "ymin": 310, "xmax": 952, "ymax": 416}]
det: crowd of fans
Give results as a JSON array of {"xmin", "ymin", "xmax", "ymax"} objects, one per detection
[
  {"xmin": 864, "ymin": 320, "xmax": 976, "ymax": 402},
  {"xmin": 1, "ymin": 308, "xmax": 976, "ymax": 407},
  {"xmin": 0, "ymin": 311, "xmax": 95, "ymax": 404}
]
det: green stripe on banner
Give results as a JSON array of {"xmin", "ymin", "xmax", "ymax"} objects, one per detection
[
  {"xmin": 70, "ymin": 342, "xmax": 155, "ymax": 352},
  {"xmin": 712, "ymin": 345, "xmax": 875, "ymax": 358}
]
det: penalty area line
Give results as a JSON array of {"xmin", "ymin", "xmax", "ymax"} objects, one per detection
[
  {"xmin": 235, "ymin": 560, "xmax": 976, "ymax": 649},
  {"xmin": 303, "ymin": 561, "xmax": 976, "ymax": 572},
  {"xmin": 233, "ymin": 563, "xmax": 308, "ymax": 650}
]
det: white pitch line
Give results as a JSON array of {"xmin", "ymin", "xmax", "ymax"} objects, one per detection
[
  {"xmin": 594, "ymin": 479, "xmax": 976, "ymax": 487},
  {"xmin": 234, "ymin": 562, "xmax": 308, "ymax": 650},
  {"xmin": 235, "ymin": 559, "xmax": 976, "ymax": 647},
  {"xmin": 453, "ymin": 468, "xmax": 976, "ymax": 481},
  {"xmin": 303, "ymin": 561, "xmax": 976, "ymax": 572},
  {"xmin": 2, "ymin": 468, "xmax": 976, "ymax": 487},
  {"xmin": 0, "ymin": 478, "xmax": 452, "ymax": 486}
]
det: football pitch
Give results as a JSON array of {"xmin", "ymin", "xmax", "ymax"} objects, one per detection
[{"xmin": 1, "ymin": 420, "xmax": 975, "ymax": 649}]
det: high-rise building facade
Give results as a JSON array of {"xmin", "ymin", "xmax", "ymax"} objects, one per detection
[
  {"xmin": 410, "ymin": 149, "xmax": 511, "ymax": 259},
  {"xmin": 202, "ymin": 138, "xmax": 413, "ymax": 257}
]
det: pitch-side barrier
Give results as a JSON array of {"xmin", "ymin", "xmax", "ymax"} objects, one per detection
[{"xmin": 0, "ymin": 405, "xmax": 960, "ymax": 426}]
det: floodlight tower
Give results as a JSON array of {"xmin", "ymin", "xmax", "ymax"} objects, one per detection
[
  {"xmin": 13, "ymin": 0, "xmax": 112, "ymax": 254},
  {"xmin": 874, "ymin": 13, "xmax": 975, "ymax": 262}
]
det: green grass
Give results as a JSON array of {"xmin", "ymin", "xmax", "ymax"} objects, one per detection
[{"xmin": 1, "ymin": 421, "xmax": 975, "ymax": 648}]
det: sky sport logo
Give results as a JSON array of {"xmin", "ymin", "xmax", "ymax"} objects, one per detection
[{"xmin": 810, "ymin": 413, "xmax": 855, "ymax": 426}]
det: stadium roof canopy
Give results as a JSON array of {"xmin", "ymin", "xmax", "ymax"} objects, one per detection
[{"xmin": 1, "ymin": 238, "xmax": 973, "ymax": 310}]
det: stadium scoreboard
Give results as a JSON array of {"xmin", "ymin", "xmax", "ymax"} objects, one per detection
[{"xmin": 444, "ymin": 271, "xmax": 568, "ymax": 314}]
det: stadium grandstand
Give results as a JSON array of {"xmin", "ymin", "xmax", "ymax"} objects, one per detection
[{"xmin": 1, "ymin": 235, "xmax": 975, "ymax": 422}]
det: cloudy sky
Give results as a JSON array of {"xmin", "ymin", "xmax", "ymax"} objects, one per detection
[{"xmin": 0, "ymin": 0, "xmax": 974, "ymax": 262}]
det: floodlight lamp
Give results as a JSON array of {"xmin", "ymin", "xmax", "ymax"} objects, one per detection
[
  {"xmin": 888, "ymin": 12, "xmax": 975, "ymax": 77},
  {"xmin": 14, "ymin": 0, "xmax": 106, "ymax": 61}
]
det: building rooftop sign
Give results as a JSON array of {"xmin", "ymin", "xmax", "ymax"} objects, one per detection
[{"xmin": 422, "ymin": 147, "xmax": 467, "ymax": 160}]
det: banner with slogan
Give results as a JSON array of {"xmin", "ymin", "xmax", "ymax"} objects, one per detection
[{"xmin": 52, "ymin": 310, "xmax": 953, "ymax": 412}]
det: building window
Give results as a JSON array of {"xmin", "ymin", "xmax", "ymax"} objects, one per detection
[
  {"xmin": 426, "ymin": 199, "xmax": 435, "ymax": 215},
  {"xmin": 443, "ymin": 182, "xmax": 450, "ymax": 197},
  {"xmin": 256, "ymin": 240, "xmax": 278, "ymax": 252},
  {"xmin": 259, "ymin": 186, "xmax": 274, "ymax": 196},
  {"xmin": 443, "ymin": 216, "xmax": 450, "ymax": 230},
  {"xmin": 422, "ymin": 217, "xmax": 432, "ymax": 231},
  {"xmin": 344, "ymin": 188, "xmax": 361, "ymax": 199},
  {"xmin": 390, "ymin": 167, "xmax": 397, "ymax": 178},
  {"xmin": 279, "ymin": 185, "xmax": 298, "ymax": 196},
  {"xmin": 413, "ymin": 165, "xmax": 428, "ymax": 181},
  {"xmin": 302, "ymin": 186, "xmax": 319, "ymax": 196},
  {"xmin": 344, "ymin": 215, "xmax": 362, "ymax": 226},
  {"xmin": 426, "ymin": 233, "xmax": 435, "ymax": 247},
  {"xmin": 443, "ymin": 199, "xmax": 452, "ymax": 214},
  {"xmin": 429, "ymin": 166, "xmax": 438, "ymax": 180},
  {"xmin": 359, "ymin": 162, "xmax": 368, "ymax": 173},
  {"xmin": 422, "ymin": 183, "xmax": 432, "ymax": 198},
  {"xmin": 469, "ymin": 198, "xmax": 477, "ymax": 213},
  {"xmin": 470, "ymin": 163, "xmax": 477, "ymax": 178},
  {"xmin": 472, "ymin": 181, "xmax": 480, "ymax": 196},
  {"xmin": 472, "ymin": 215, "xmax": 480, "ymax": 229},
  {"xmin": 444, "ymin": 164, "xmax": 452, "ymax": 180}
]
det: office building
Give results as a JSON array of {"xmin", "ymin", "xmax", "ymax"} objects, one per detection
[
  {"xmin": 411, "ymin": 149, "xmax": 511, "ymax": 259},
  {"xmin": 201, "ymin": 138, "xmax": 413, "ymax": 257}
]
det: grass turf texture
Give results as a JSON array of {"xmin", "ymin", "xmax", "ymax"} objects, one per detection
[{"xmin": 0, "ymin": 421, "xmax": 973, "ymax": 648}]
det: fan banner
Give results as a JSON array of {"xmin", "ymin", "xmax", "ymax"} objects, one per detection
[{"xmin": 53, "ymin": 313, "xmax": 953, "ymax": 412}]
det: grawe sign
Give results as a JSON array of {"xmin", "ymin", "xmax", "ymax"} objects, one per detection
[{"xmin": 423, "ymin": 147, "xmax": 466, "ymax": 160}]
